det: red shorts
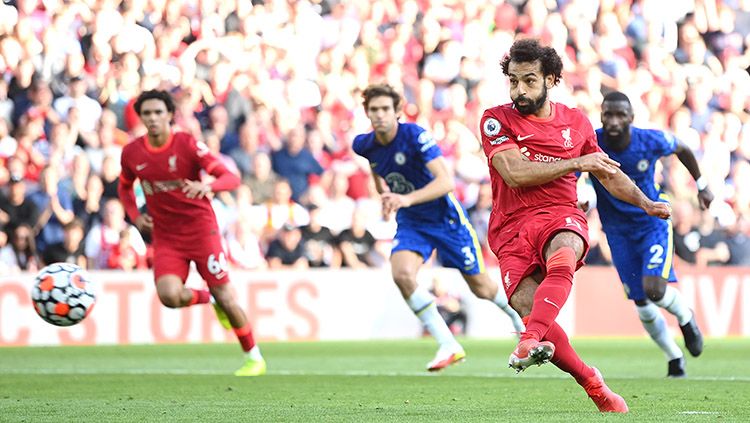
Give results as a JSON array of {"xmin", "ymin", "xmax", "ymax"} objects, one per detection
[
  {"xmin": 491, "ymin": 205, "xmax": 590, "ymax": 297},
  {"xmin": 152, "ymin": 234, "xmax": 230, "ymax": 287}
]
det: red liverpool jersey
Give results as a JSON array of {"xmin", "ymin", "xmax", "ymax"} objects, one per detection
[
  {"xmin": 120, "ymin": 132, "xmax": 224, "ymax": 242},
  {"xmin": 480, "ymin": 102, "xmax": 601, "ymax": 225}
]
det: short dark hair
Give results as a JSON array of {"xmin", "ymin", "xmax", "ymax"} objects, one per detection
[
  {"xmin": 362, "ymin": 84, "xmax": 402, "ymax": 111},
  {"xmin": 134, "ymin": 90, "xmax": 176, "ymax": 115},
  {"xmin": 602, "ymin": 91, "xmax": 632, "ymax": 105},
  {"xmin": 500, "ymin": 38, "xmax": 563, "ymax": 86}
]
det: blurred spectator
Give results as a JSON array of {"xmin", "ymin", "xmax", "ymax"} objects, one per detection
[
  {"xmin": 300, "ymin": 204, "xmax": 338, "ymax": 268},
  {"xmin": 42, "ymin": 218, "xmax": 87, "ymax": 268},
  {"xmin": 0, "ymin": 80, "xmax": 13, "ymax": 124},
  {"xmin": 266, "ymin": 223, "xmax": 308, "ymax": 270},
  {"xmin": 725, "ymin": 218, "xmax": 750, "ymax": 266},
  {"xmin": 28, "ymin": 165, "xmax": 74, "ymax": 253},
  {"xmin": 318, "ymin": 171, "xmax": 355, "ymax": 235},
  {"xmin": 0, "ymin": 223, "xmax": 39, "ymax": 272},
  {"xmin": 256, "ymin": 178, "xmax": 310, "ymax": 243},
  {"xmin": 99, "ymin": 154, "xmax": 121, "ymax": 201},
  {"xmin": 72, "ymin": 173, "xmax": 104, "ymax": 233},
  {"xmin": 0, "ymin": 118, "xmax": 16, "ymax": 160},
  {"xmin": 0, "ymin": 225, "xmax": 9, "ymax": 274},
  {"xmin": 229, "ymin": 120, "xmax": 262, "ymax": 179},
  {"xmin": 207, "ymin": 105, "xmax": 240, "ymax": 155},
  {"xmin": 53, "ymin": 76, "xmax": 102, "ymax": 133},
  {"xmin": 0, "ymin": 173, "xmax": 39, "ymax": 230},
  {"xmin": 271, "ymin": 124, "xmax": 324, "ymax": 202},
  {"xmin": 12, "ymin": 116, "xmax": 46, "ymax": 182},
  {"xmin": 12, "ymin": 78, "xmax": 59, "ymax": 137},
  {"xmin": 106, "ymin": 228, "xmax": 147, "ymax": 271},
  {"xmin": 84, "ymin": 198, "xmax": 146, "ymax": 269},
  {"xmin": 245, "ymin": 152, "xmax": 280, "ymax": 205},
  {"xmin": 337, "ymin": 207, "xmax": 381, "ymax": 269},
  {"xmin": 227, "ymin": 212, "xmax": 267, "ymax": 271},
  {"xmin": 673, "ymin": 202, "xmax": 731, "ymax": 266}
]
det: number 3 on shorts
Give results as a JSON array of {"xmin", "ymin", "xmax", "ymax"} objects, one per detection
[
  {"xmin": 461, "ymin": 246, "xmax": 476, "ymax": 266},
  {"xmin": 207, "ymin": 253, "xmax": 228, "ymax": 275}
]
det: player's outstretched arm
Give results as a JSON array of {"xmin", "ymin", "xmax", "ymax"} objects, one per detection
[
  {"xmin": 674, "ymin": 141, "xmax": 714, "ymax": 209},
  {"xmin": 491, "ymin": 149, "xmax": 619, "ymax": 188},
  {"xmin": 592, "ymin": 168, "xmax": 671, "ymax": 219},
  {"xmin": 381, "ymin": 156, "xmax": 454, "ymax": 211}
]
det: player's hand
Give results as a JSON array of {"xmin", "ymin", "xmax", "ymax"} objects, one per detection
[
  {"xmin": 644, "ymin": 201, "xmax": 671, "ymax": 220},
  {"xmin": 697, "ymin": 187, "xmax": 714, "ymax": 210},
  {"xmin": 381, "ymin": 193, "xmax": 412, "ymax": 214},
  {"xmin": 135, "ymin": 214, "xmax": 154, "ymax": 234},
  {"xmin": 182, "ymin": 179, "xmax": 212, "ymax": 199},
  {"xmin": 577, "ymin": 153, "xmax": 620, "ymax": 175}
]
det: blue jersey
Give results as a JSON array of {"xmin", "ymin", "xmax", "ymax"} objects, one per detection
[
  {"xmin": 353, "ymin": 122, "xmax": 484, "ymax": 274},
  {"xmin": 592, "ymin": 127, "xmax": 677, "ymax": 229},
  {"xmin": 353, "ymin": 123, "xmax": 462, "ymax": 226}
]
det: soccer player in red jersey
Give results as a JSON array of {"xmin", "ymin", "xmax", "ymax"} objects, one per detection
[
  {"xmin": 480, "ymin": 39, "xmax": 671, "ymax": 413},
  {"xmin": 118, "ymin": 90, "xmax": 265, "ymax": 376}
]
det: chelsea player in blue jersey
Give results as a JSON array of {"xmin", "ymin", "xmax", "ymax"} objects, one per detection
[
  {"xmin": 353, "ymin": 84, "xmax": 525, "ymax": 371},
  {"xmin": 593, "ymin": 91, "xmax": 714, "ymax": 377}
]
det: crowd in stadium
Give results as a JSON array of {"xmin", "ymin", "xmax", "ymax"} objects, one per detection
[{"xmin": 1, "ymin": 0, "xmax": 749, "ymax": 274}]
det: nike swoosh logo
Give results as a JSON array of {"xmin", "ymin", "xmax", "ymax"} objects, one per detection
[
  {"xmin": 136, "ymin": 163, "xmax": 147, "ymax": 171},
  {"xmin": 543, "ymin": 297, "xmax": 560, "ymax": 310},
  {"xmin": 517, "ymin": 134, "xmax": 534, "ymax": 141}
]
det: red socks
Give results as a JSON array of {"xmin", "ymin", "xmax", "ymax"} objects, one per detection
[
  {"xmin": 188, "ymin": 289, "xmax": 211, "ymax": 306},
  {"xmin": 522, "ymin": 247, "xmax": 576, "ymax": 341},
  {"xmin": 520, "ymin": 315, "xmax": 595, "ymax": 383},
  {"xmin": 544, "ymin": 321, "xmax": 595, "ymax": 384},
  {"xmin": 233, "ymin": 323, "xmax": 256, "ymax": 353}
]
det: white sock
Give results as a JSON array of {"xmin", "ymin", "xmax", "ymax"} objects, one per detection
[
  {"xmin": 245, "ymin": 345, "xmax": 263, "ymax": 361},
  {"xmin": 407, "ymin": 287, "xmax": 459, "ymax": 349},
  {"xmin": 493, "ymin": 288, "xmax": 526, "ymax": 333},
  {"xmin": 655, "ymin": 286, "xmax": 692, "ymax": 326},
  {"xmin": 637, "ymin": 303, "xmax": 683, "ymax": 360}
]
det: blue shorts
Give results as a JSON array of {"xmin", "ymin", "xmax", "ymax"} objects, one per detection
[
  {"xmin": 392, "ymin": 219, "xmax": 484, "ymax": 275},
  {"xmin": 605, "ymin": 218, "xmax": 677, "ymax": 301}
]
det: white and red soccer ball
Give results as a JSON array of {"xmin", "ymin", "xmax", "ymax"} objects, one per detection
[{"xmin": 31, "ymin": 263, "xmax": 96, "ymax": 327}]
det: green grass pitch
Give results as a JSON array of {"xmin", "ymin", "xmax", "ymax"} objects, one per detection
[{"xmin": 1, "ymin": 338, "xmax": 749, "ymax": 422}]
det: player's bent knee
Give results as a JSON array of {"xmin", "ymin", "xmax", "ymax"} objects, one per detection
[
  {"xmin": 158, "ymin": 292, "xmax": 183, "ymax": 308},
  {"xmin": 155, "ymin": 275, "xmax": 186, "ymax": 308},
  {"xmin": 643, "ymin": 277, "xmax": 667, "ymax": 302}
]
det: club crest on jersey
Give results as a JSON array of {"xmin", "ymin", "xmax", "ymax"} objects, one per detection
[
  {"xmin": 168, "ymin": 154, "xmax": 177, "ymax": 172},
  {"xmin": 637, "ymin": 159, "xmax": 649, "ymax": 172},
  {"xmin": 394, "ymin": 152, "xmax": 406, "ymax": 165},
  {"xmin": 561, "ymin": 128, "xmax": 573, "ymax": 148},
  {"xmin": 483, "ymin": 118, "xmax": 501, "ymax": 137}
]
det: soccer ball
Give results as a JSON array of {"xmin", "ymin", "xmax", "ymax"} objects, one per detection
[{"xmin": 31, "ymin": 263, "xmax": 96, "ymax": 327}]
